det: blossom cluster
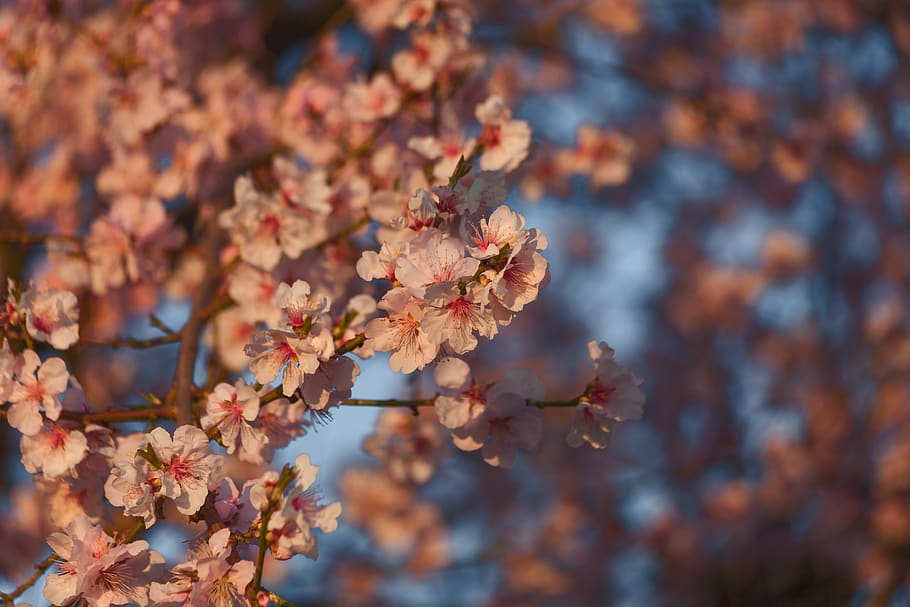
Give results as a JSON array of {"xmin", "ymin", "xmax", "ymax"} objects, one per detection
[{"xmin": 0, "ymin": 1, "xmax": 646, "ymax": 605}]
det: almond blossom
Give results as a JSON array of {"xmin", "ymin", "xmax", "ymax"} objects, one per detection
[
  {"xmin": 392, "ymin": 31, "xmax": 452, "ymax": 91},
  {"xmin": 272, "ymin": 156, "xmax": 332, "ymax": 214},
  {"xmin": 105, "ymin": 433, "xmax": 160, "ymax": 528},
  {"xmin": 483, "ymin": 227, "xmax": 549, "ymax": 314},
  {"xmin": 557, "ymin": 125, "xmax": 636, "ymax": 188},
  {"xmin": 218, "ymin": 176, "xmax": 317, "ymax": 271},
  {"xmin": 84, "ymin": 195, "xmax": 186, "ymax": 295},
  {"xmin": 150, "ymin": 528, "xmax": 253, "ymax": 607},
  {"xmin": 567, "ymin": 341, "xmax": 645, "ymax": 449},
  {"xmin": 147, "ymin": 425, "xmax": 223, "ymax": 517},
  {"xmin": 409, "ymin": 131, "xmax": 476, "ymax": 182},
  {"xmin": 245, "ymin": 329, "xmax": 332, "ymax": 396},
  {"xmin": 299, "ymin": 355, "xmax": 361, "ymax": 411},
  {"xmin": 356, "ymin": 241, "xmax": 403, "ymax": 282},
  {"xmin": 365, "ymin": 288, "xmax": 438, "ymax": 373},
  {"xmin": 7, "ymin": 350, "xmax": 69, "ymax": 436},
  {"xmin": 422, "ymin": 282, "xmax": 498, "ymax": 354},
  {"xmin": 44, "ymin": 515, "xmax": 163, "ymax": 607},
  {"xmin": 475, "ymin": 94, "xmax": 531, "ymax": 173},
  {"xmin": 434, "ymin": 359, "xmax": 544, "ymax": 467},
  {"xmin": 395, "ymin": 229, "xmax": 479, "ymax": 297},
  {"xmin": 343, "ymin": 73, "xmax": 401, "ymax": 123},
  {"xmin": 201, "ymin": 381, "xmax": 268, "ymax": 463},
  {"xmin": 363, "ymin": 408, "xmax": 447, "ymax": 483},
  {"xmin": 20, "ymin": 422, "xmax": 88, "ymax": 479},
  {"xmin": 254, "ymin": 454, "xmax": 342, "ymax": 561},
  {"xmin": 465, "ymin": 204, "xmax": 528, "ymax": 260},
  {"xmin": 19, "ymin": 285, "xmax": 80, "ymax": 350},
  {"xmin": 0, "ymin": 338, "xmax": 17, "ymax": 403}
]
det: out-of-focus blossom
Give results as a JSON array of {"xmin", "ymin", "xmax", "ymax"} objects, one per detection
[{"xmin": 19, "ymin": 286, "xmax": 79, "ymax": 350}]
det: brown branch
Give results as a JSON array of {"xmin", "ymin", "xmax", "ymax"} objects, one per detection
[
  {"xmin": 78, "ymin": 333, "xmax": 182, "ymax": 349},
  {"xmin": 172, "ymin": 205, "xmax": 226, "ymax": 426},
  {"xmin": 58, "ymin": 405, "xmax": 177, "ymax": 424},
  {"xmin": 0, "ymin": 553, "xmax": 57, "ymax": 605}
]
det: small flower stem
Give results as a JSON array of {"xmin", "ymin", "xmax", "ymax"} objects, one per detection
[
  {"xmin": 265, "ymin": 589, "xmax": 300, "ymax": 607},
  {"xmin": 0, "ymin": 553, "xmax": 57, "ymax": 605},
  {"xmin": 250, "ymin": 466, "xmax": 296, "ymax": 603},
  {"xmin": 334, "ymin": 333, "xmax": 366, "ymax": 356},
  {"xmin": 78, "ymin": 333, "xmax": 182, "ymax": 349}
]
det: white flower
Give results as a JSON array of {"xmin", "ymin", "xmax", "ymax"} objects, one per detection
[
  {"xmin": 7, "ymin": 350, "xmax": 69, "ymax": 436},
  {"xmin": 201, "ymin": 381, "xmax": 268, "ymax": 463},
  {"xmin": 245, "ymin": 329, "xmax": 331, "ymax": 396},
  {"xmin": 20, "ymin": 423, "xmax": 88, "ymax": 479},
  {"xmin": 265, "ymin": 454, "xmax": 342, "ymax": 560},
  {"xmin": 465, "ymin": 204, "xmax": 527, "ymax": 260},
  {"xmin": 365, "ymin": 288, "xmax": 438, "ymax": 374},
  {"xmin": 147, "ymin": 425, "xmax": 223, "ymax": 516},
  {"xmin": 0, "ymin": 338, "xmax": 18, "ymax": 403},
  {"xmin": 475, "ymin": 95, "xmax": 531, "ymax": 173},
  {"xmin": 105, "ymin": 433, "xmax": 160, "ymax": 528},
  {"xmin": 394, "ymin": 228, "xmax": 479, "ymax": 298},
  {"xmin": 567, "ymin": 341, "xmax": 645, "ymax": 449},
  {"xmin": 20, "ymin": 286, "xmax": 79, "ymax": 349},
  {"xmin": 343, "ymin": 73, "xmax": 400, "ymax": 122},
  {"xmin": 44, "ymin": 515, "xmax": 163, "ymax": 607},
  {"xmin": 422, "ymin": 282, "xmax": 497, "ymax": 354}
]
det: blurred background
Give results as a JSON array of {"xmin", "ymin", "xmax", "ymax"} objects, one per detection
[{"xmin": 2, "ymin": 0, "xmax": 910, "ymax": 605}]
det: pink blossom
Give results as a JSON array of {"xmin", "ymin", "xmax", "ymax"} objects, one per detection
[
  {"xmin": 365, "ymin": 288, "xmax": 438, "ymax": 374},
  {"xmin": 465, "ymin": 204, "xmax": 527, "ymax": 260},
  {"xmin": 150, "ymin": 528, "xmax": 253, "ymax": 607},
  {"xmin": 409, "ymin": 132, "xmax": 476, "ymax": 182},
  {"xmin": 85, "ymin": 195, "xmax": 186, "ymax": 295},
  {"xmin": 272, "ymin": 156, "xmax": 332, "ymax": 214},
  {"xmin": 422, "ymin": 282, "xmax": 498, "ymax": 354},
  {"xmin": 244, "ymin": 329, "xmax": 332, "ymax": 396},
  {"xmin": 147, "ymin": 425, "xmax": 223, "ymax": 517},
  {"xmin": 435, "ymin": 362, "xmax": 545, "ymax": 468},
  {"xmin": 357, "ymin": 241, "xmax": 403, "ymax": 282},
  {"xmin": 475, "ymin": 94, "xmax": 531, "ymax": 173},
  {"xmin": 392, "ymin": 0, "xmax": 436, "ymax": 28},
  {"xmin": 264, "ymin": 454, "xmax": 342, "ymax": 560},
  {"xmin": 363, "ymin": 408, "xmax": 447, "ymax": 483},
  {"xmin": 105, "ymin": 433, "xmax": 160, "ymax": 528},
  {"xmin": 19, "ymin": 285, "xmax": 79, "ymax": 350},
  {"xmin": 219, "ymin": 176, "xmax": 323, "ymax": 271},
  {"xmin": 0, "ymin": 338, "xmax": 18, "ymax": 403},
  {"xmin": 20, "ymin": 422, "xmax": 88, "ymax": 479},
  {"xmin": 227, "ymin": 263, "xmax": 281, "ymax": 325},
  {"xmin": 343, "ymin": 73, "xmax": 401, "ymax": 123},
  {"xmin": 44, "ymin": 515, "xmax": 163, "ymax": 607},
  {"xmin": 274, "ymin": 279, "xmax": 332, "ymax": 335},
  {"xmin": 392, "ymin": 32, "xmax": 451, "ymax": 91},
  {"xmin": 7, "ymin": 350, "xmax": 69, "ymax": 436},
  {"xmin": 395, "ymin": 229, "xmax": 479, "ymax": 297},
  {"xmin": 483, "ymin": 227, "xmax": 549, "ymax": 313},
  {"xmin": 201, "ymin": 381, "xmax": 268, "ymax": 463},
  {"xmin": 567, "ymin": 341, "xmax": 645, "ymax": 449},
  {"xmin": 212, "ymin": 478, "xmax": 258, "ymax": 533}
]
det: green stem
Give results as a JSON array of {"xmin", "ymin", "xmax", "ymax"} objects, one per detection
[{"xmin": 251, "ymin": 466, "xmax": 296, "ymax": 600}]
